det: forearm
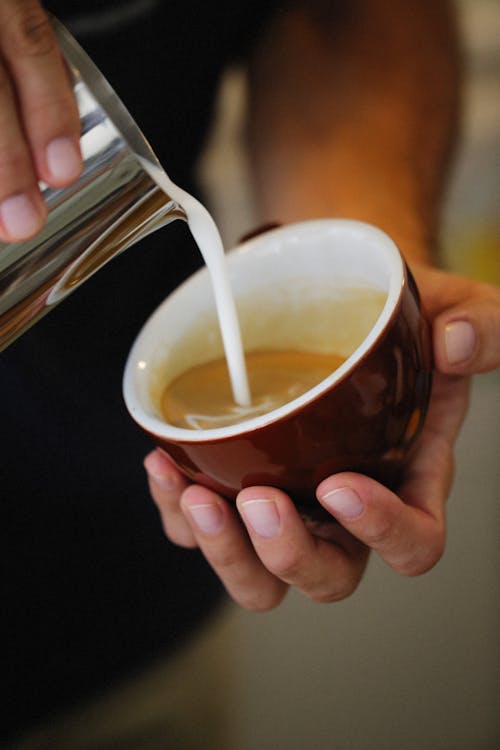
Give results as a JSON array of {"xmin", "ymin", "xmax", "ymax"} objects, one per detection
[{"xmin": 246, "ymin": 0, "xmax": 461, "ymax": 264}]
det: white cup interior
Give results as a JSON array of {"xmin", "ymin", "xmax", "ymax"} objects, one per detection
[{"xmin": 123, "ymin": 219, "xmax": 403, "ymax": 440}]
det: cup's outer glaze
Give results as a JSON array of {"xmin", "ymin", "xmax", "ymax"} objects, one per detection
[{"xmin": 149, "ymin": 262, "xmax": 432, "ymax": 516}]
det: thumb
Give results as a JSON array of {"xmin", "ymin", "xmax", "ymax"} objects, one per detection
[{"xmin": 433, "ymin": 294, "xmax": 500, "ymax": 375}]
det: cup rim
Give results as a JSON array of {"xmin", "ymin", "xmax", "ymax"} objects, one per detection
[{"xmin": 123, "ymin": 219, "xmax": 405, "ymax": 441}]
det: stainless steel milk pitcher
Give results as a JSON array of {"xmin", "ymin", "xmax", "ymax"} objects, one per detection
[{"xmin": 0, "ymin": 17, "xmax": 187, "ymax": 351}]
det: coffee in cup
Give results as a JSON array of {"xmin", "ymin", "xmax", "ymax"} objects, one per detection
[{"xmin": 160, "ymin": 286, "xmax": 386, "ymax": 429}]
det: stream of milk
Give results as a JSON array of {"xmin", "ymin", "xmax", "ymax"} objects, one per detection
[{"xmin": 140, "ymin": 160, "xmax": 251, "ymax": 407}]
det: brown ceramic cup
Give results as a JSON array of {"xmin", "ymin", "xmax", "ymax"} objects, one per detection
[{"xmin": 123, "ymin": 220, "xmax": 432, "ymax": 519}]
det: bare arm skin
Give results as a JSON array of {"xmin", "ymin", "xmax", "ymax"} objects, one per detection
[{"xmin": 246, "ymin": 0, "xmax": 461, "ymax": 264}]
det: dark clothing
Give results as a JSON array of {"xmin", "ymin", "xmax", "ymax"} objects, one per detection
[{"xmin": 1, "ymin": 0, "xmax": 281, "ymax": 738}]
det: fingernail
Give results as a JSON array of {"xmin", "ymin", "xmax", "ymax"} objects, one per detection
[
  {"xmin": 143, "ymin": 452, "xmax": 177, "ymax": 490},
  {"xmin": 188, "ymin": 503, "xmax": 224, "ymax": 535},
  {"xmin": 445, "ymin": 320, "xmax": 476, "ymax": 365},
  {"xmin": 46, "ymin": 137, "xmax": 82, "ymax": 183},
  {"xmin": 0, "ymin": 193, "xmax": 41, "ymax": 240},
  {"xmin": 320, "ymin": 487, "xmax": 364, "ymax": 520},
  {"xmin": 240, "ymin": 499, "xmax": 280, "ymax": 538}
]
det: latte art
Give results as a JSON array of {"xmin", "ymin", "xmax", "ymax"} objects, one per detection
[{"xmin": 161, "ymin": 349, "xmax": 346, "ymax": 429}]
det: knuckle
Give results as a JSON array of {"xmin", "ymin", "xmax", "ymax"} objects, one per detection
[
  {"xmin": 312, "ymin": 589, "xmax": 348, "ymax": 604},
  {"xmin": 310, "ymin": 574, "xmax": 360, "ymax": 604},
  {"xmin": 397, "ymin": 544, "xmax": 444, "ymax": 577},
  {"xmin": 161, "ymin": 519, "xmax": 197, "ymax": 549},
  {"xmin": 166, "ymin": 531, "xmax": 197, "ymax": 550},
  {"xmin": 236, "ymin": 586, "xmax": 286, "ymax": 612},
  {"xmin": 362, "ymin": 515, "xmax": 395, "ymax": 549},
  {"xmin": 210, "ymin": 545, "xmax": 241, "ymax": 571},
  {"xmin": 395, "ymin": 528, "xmax": 446, "ymax": 578},
  {"xmin": 5, "ymin": 4, "xmax": 56, "ymax": 58},
  {"xmin": 267, "ymin": 546, "xmax": 309, "ymax": 581}
]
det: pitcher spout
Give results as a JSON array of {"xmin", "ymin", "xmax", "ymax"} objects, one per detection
[{"xmin": 46, "ymin": 165, "xmax": 188, "ymax": 306}]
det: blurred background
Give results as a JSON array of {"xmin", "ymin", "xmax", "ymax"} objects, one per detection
[{"xmin": 9, "ymin": 1, "xmax": 499, "ymax": 748}]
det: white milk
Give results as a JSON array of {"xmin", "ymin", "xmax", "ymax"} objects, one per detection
[{"xmin": 139, "ymin": 160, "xmax": 251, "ymax": 407}]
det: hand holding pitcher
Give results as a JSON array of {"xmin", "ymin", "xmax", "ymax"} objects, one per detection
[{"xmin": 0, "ymin": 0, "xmax": 82, "ymax": 242}]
